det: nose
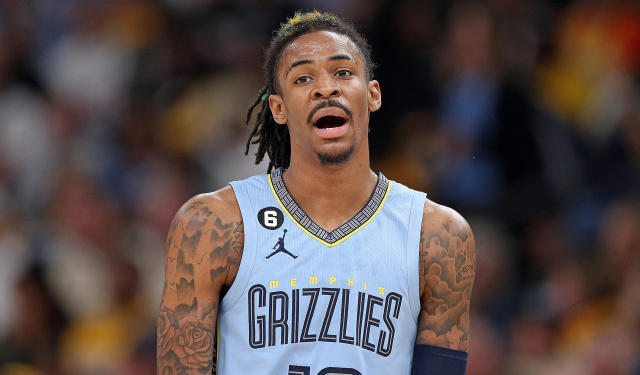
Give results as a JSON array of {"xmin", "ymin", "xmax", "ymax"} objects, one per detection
[{"xmin": 312, "ymin": 73, "xmax": 341, "ymax": 99}]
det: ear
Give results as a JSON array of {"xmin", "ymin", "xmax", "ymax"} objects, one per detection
[
  {"xmin": 268, "ymin": 94, "xmax": 288, "ymax": 124},
  {"xmin": 367, "ymin": 80, "xmax": 381, "ymax": 112}
]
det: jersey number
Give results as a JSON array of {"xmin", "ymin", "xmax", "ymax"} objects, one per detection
[
  {"xmin": 289, "ymin": 365, "xmax": 361, "ymax": 375},
  {"xmin": 257, "ymin": 206, "xmax": 284, "ymax": 230},
  {"xmin": 264, "ymin": 210, "xmax": 278, "ymax": 227}
]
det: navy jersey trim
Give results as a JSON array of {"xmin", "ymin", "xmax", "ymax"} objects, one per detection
[{"xmin": 269, "ymin": 168, "xmax": 390, "ymax": 246}]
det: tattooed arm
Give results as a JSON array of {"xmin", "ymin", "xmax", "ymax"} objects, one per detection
[
  {"xmin": 157, "ymin": 186, "xmax": 243, "ymax": 375},
  {"xmin": 416, "ymin": 199, "xmax": 475, "ymax": 351}
]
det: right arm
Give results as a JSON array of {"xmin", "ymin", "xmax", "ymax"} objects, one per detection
[{"xmin": 157, "ymin": 187, "xmax": 243, "ymax": 374}]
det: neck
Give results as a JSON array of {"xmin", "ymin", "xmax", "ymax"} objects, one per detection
[{"xmin": 282, "ymin": 146, "xmax": 378, "ymax": 231}]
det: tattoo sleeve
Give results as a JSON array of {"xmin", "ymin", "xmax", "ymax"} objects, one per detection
[
  {"xmin": 157, "ymin": 197, "xmax": 243, "ymax": 374},
  {"xmin": 417, "ymin": 206, "xmax": 475, "ymax": 351}
]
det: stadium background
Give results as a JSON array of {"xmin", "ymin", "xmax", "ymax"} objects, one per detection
[{"xmin": 0, "ymin": 0, "xmax": 639, "ymax": 374}]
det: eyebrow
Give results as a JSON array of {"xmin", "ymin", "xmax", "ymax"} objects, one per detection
[
  {"xmin": 329, "ymin": 54, "xmax": 354, "ymax": 63},
  {"xmin": 285, "ymin": 54, "xmax": 356, "ymax": 76},
  {"xmin": 286, "ymin": 59, "xmax": 312, "ymax": 76}
]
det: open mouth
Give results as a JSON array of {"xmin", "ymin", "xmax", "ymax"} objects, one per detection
[{"xmin": 314, "ymin": 115, "xmax": 347, "ymax": 129}]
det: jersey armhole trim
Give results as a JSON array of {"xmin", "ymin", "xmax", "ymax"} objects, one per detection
[
  {"xmin": 220, "ymin": 181, "xmax": 258, "ymax": 312},
  {"xmin": 406, "ymin": 191, "xmax": 426, "ymax": 323}
]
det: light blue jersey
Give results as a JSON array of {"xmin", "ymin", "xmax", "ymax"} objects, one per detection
[{"xmin": 218, "ymin": 168, "xmax": 426, "ymax": 375}]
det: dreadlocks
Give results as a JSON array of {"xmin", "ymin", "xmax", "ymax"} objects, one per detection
[{"xmin": 245, "ymin": 10, "xmax": 375, "ymax": 172}]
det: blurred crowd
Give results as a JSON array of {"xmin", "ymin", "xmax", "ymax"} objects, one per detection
[{"xmin": 0, "ymin": 0, "xmax": 639, "ymax": 374}]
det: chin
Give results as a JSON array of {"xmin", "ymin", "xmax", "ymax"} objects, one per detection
[{"xmin": 317, "ymin": 144, "xmax": 356, "ymax": 166}]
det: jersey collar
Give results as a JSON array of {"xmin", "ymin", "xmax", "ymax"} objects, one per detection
[{"xmin": 268, "ymin": 167, "xmax": 391, "ymax": 247}]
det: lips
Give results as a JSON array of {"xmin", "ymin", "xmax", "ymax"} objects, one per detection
[
  {"xmin": 312, "ymin": 108, "xmax": 349, "ymax": 129},
  {"xmin": 310, "ymin": 109, "xmax": 349, "ymax": 139},
  {"xmin": 315, "ymin": 115, "xmax": 347, "ymax": 129}
]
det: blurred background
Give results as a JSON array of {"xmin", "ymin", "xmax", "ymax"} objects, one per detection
[{"xmin": 0, "ymin": 0, "xmax": 639, "ymax": 374}]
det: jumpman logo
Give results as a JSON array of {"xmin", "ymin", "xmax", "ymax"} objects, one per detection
[{"xmin": 266, "ymin": 229, "xmax": 297, "ymax": 259}]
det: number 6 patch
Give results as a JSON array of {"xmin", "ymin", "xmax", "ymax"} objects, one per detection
[{"xmin": 257, "ymin": 206, "xmax": 284, "ymax": 230}]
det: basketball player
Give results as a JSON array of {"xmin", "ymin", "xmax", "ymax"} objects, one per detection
[{"xmin": 157, "ymin": 11, "xmax": 475, "ymax": 375}]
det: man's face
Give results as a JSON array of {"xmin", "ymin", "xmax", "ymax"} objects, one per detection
[{"xmin": 268, "ymin": 31, "xmax": 381, "ymax": 166}]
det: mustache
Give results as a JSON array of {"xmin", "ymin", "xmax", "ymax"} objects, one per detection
[{"xmin": 307, "ymin": 100, "xmax": 352, "ymax": 124}]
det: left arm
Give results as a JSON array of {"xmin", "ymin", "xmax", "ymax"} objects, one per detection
[{"xmin": 416, "ymin": 199, "xmax": 476, "ymax": 351}]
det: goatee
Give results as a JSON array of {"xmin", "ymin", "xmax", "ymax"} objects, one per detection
[{"xmin": 317, "ymin": 145, "xmax": 356, "ymax": 166}]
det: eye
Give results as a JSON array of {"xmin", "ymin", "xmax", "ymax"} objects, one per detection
[
  {"xmin": 294, "ymin": 75, "xmax": 311, "ymax": 84},
  {"xmin": 336, "ymin": 69, "xmax": 352, "ymax": 78}
]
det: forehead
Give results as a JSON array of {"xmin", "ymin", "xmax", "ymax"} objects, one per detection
[{"xmin": 279, "ymin": 31, "xmax": 363, "ymax": 71}]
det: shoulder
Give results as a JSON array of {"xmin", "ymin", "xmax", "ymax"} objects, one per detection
[
  {"xmin": 419, "ymin": 198, "xmax": 475, "ymax": 281},
  {"xmin": 421, "ymin": 199, "xmax": 472, "ymax": 239},
  {"xmin": 165, "ymin": 185, "xmax": 244, "ymax": 287},
  {"xmin": 175, "ymin": 185, "xmax": 241, "ymax": 224}
]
